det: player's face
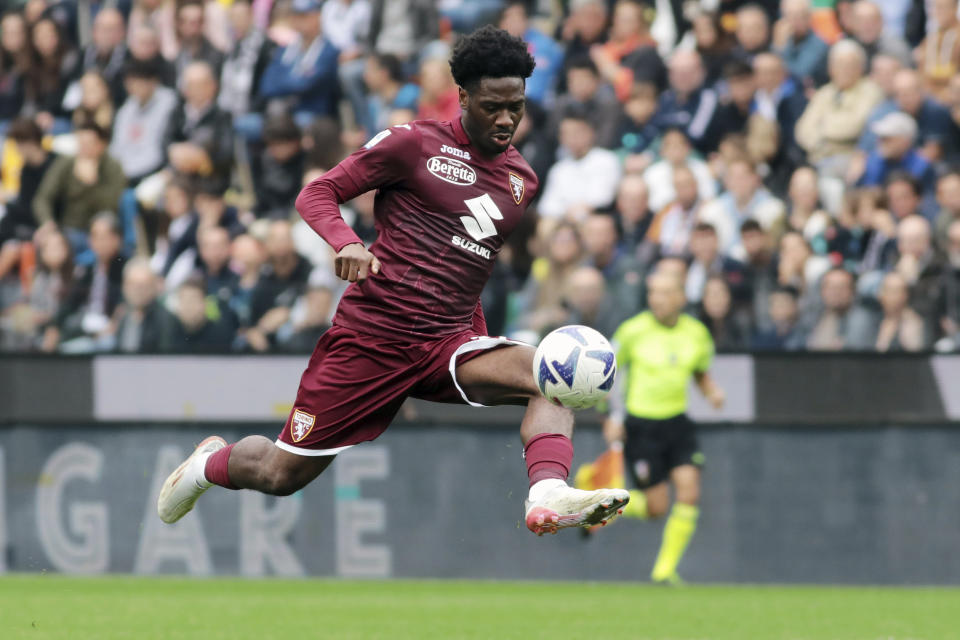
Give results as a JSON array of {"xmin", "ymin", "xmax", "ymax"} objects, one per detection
[{"xmin": 460, "ymin": 76, "xmax": 526, "ymax": 157}]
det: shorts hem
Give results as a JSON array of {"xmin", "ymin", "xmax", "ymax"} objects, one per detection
[
  {"xmin": 447, "ymin": 336, "xmax": 529, "ymax": 407},
  {"xmin": 274, "ymin": 439, "xmax": 354, "ymax": 457}
]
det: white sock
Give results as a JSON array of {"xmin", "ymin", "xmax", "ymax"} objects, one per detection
[
  {"xmin": 192, "ymin": 451, "xmax": 215, "ymax": 489},
  {"xmin": 527, "ymin": 478, "xmax": 567, "ymax": 503}
]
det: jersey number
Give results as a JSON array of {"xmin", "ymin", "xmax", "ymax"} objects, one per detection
[{"xmin": 461, "ymin": 194, "xmax": 503, "ymax": 242}]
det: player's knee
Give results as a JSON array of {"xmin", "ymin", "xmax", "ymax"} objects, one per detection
[
  {"xmin": 646, "ymin": 499, "xmax": 670, "ymax": 519},
  {"xmin": 675, "ymin": 486, "xmax": 700, "ymax": 506}
]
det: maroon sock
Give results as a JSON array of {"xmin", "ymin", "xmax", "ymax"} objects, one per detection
[
  {"xmin": 524, "ymin": 433, "xmax": 573, "ymax": 487},
  {"xmin": 204, "ymin": 444, "xmax": 238, "ymax": 490}
]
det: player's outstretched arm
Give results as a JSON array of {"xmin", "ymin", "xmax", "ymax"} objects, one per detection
[{"xmin": 335, "ymin": 242, "xmax": 381, "ymax": 282}]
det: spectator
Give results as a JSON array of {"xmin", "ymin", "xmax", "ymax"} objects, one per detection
[
  {"xmin": 795, "ymin": 39, "xmax": 883, "ymax": 175},
  {"xmin": 537, "ymin": 108, "xmax": 621, "ymax": 220},
  {"xmin": 560, "ymin": 0, "xmax": 609, "ymax": 68},
  {"xmin": 79, "ymin": 7, "xmax": 126, "ymax": 104},
  {"xmin": 580, "ymin": 212, "xmax": 644, "ymax": 328},
  {"xmin": 322, "ymin": 0, "xmax": 371, "ymax": 130},
  {"xmin": 167, "ymin": 277, "xmax": 235, "ymax": 352},
  {"xmin": 698, "ymin": 276, "xmax": 751, "ymax": 350},
  {"xmin": 163, "ymin": 61, "xmax": 234, "ymax": 193},
  {"xmin": 127, "ymin": 24, "xmax": 176, "ymax": 88},
  {"xmin": 873, "ymin": 271, "xmax": 926, "ymax": 351},
  {"xmin": 647, "ymin": 165, "xmax": 701, "ymax": 258},
  {"xmin": 804, "ymin": 267, "xmax": 875, "ymax": 350},
  {"xmin": 43, "ymin": 212, "xmax": 126, "ymax": 352},
  {"xmin": 751, "ymin": 284, "xmax": 807, "ymax": 349},
  {"xmin": 785, "ymin": 166, "xmax": 831, "ymax": 243},
  {"xmin": 615, "ymin": 80, "xmax": 659, "ymax": 155},
  {"xmin": 147, "ymin": 178, "xmax": 193, "ymax": 273},
  {"xmin": 24, "ymin": 17, "xmax": 78, "ymax": 133},
  {"xmin": 643, "ymin": 127, "xmax": 716, "ymax": 213},
  {"xmin": 549, "ymin": 55, "xmax": 622, "ymax": 150},
  {"xmin": 885, "ymin": 172, "xmax": 925, "ymax": 221},
  {"xmin": 869, "ymin": 53, "xmax": 903, "ymax": 101},
  {"xmin": 685, "ymin": 222, "xmax": 748, "ymax": 305},
  {"xmin": 367, "ymin": 0, "xmax": 438, "ymax": 64},
  {"xmin": 498, "ymin": 1, "xmax": 564, "ymax": 107},
  {"xmin": 859, "ymin": 69, "xmax": 953, "ymax": 161},
  {"xmin": 416, "ymin": 57, "xmax": 460, "ymax": 123},
  {"xmin": 848, "ymin": 1, "xmax": 912, "ymax": 67},
  {"xmin": 700, "ymin": 159, "xmax": 786, "ymax": 259},
  {"xmin": 916, "ymin": 0, "xmax": 960, "ymax": 102},
  {"xmin": 230, "ymin": 232, "xmax": 266, "ymax": 327},
  {"xmin": 740, "ymin": 220, "xmax": 779, "ymax": 330},
  {"xmin": 111, "ymin": 59, "xmax": 180, "ymax": 185},
  {"xmin": 253, "ymin": 113, "xmax": 306, "ymax": 219},
  {"xmin": 245, "ymin": 220, "xmax": 311, "ymax": 351},
  {"xmin": 361, "ymin": 53, "xmax": 419, "ymax": 135},
  {"xmin": 0, "ymin": 11, "xmax": 30, "ymax": 125},
  {"xmin": 173, "ymin": 0, "xmax": 225, "ymax": 81},
  {"xmin": 934, "ymin": 171, "xmax": 960, "ymax": 250},
  {"xmin": 752, "ymin": 52, "xmax": 807, "ymax": 171},
  {"xmin": 613, "ymin": 173, "xmax": 654, "ymax": 255},
  {"xmin": 277, "ymin": 283, "xmax": 333, "ymax": 352},
  {"xmin": 561, "ymin": 265, "xmax": 622, "ymax": 337},
  {"xmin": 712, "ymin": 59, "xmax": 756, "ymax": 136},
  {"xmin": 69, "ymin": 70, "xmax": 114, "ymax": 131},
  {"xmin": 195, "ymin": 224, "xmax": 239, "ymax": 309},
  {"xmin": 260, "ymin": 0, "xmax": 339, "ymax": 126},
  {"xmin": 0, "ymin": 118, "xmax": 56, "ymax": 280},
  {"xmin": 732, "ymin": 4, "xmax": 772, "ymax": 62},
  {"xmin": 691, "ymin": 10, "xmax": 736, "ymax": 86},
  {"xmin": 892, "ymin": 215, "xmax": 942, "ymax": 329},
  {"xmin": 33, "ymin": 119, "xmax": 126, "ymax": 258},
  {"xmin": 777, "ymin": 230, "xmax": 830, "ymax": 303},
  {"xmin": 8, "ymin": 229, "xmax": 73, "ymax": 350},
  {"xmin": 112, "ymin": 257, "xmax": 172, "ymax": 353},
  {"xmin": 589, "ymin": 0, "xmax": 666, "ymax": 101},
  {"xmin": 773, "ymin": 0, "xmax": 829, "ymax": 87},
  {"xmin": 653, "ymin": 50, "xmax": 720, "ymax": 155},
  {"xmin": 218, "ymin": 0, "xmax": 274, "ymax": 124},
  {"xmin": 855, "ymin": 113, "xmax": 936, "ymax": 199},
  {"xmin": 937, "ymin": 218, "xmax": 960, "ymax": 347},
  {"xmin": 514, "ymin": 221, "xmax": 584, "ymax": 338}
]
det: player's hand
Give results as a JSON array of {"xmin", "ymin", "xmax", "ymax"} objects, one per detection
[
  {"xmin": 707, "ymin": 387, "xmax": 726, "ymax": 410},
  {"xmin": 602, "ymin": 418, "xmax": 625, "ymax": 445},
  {"xmin": 335, "ymin": 243, "xmax": 381, "ymax": 282}
]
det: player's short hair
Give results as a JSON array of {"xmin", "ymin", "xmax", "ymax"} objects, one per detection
[{"xmin": 449, "ymin": 25, "xmax": 535, "ymax": 91}]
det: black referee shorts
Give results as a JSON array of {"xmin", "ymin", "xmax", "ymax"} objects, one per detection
[{"xmin": 624, "ymin": 413, "xmax": 704, "ymax": 489}]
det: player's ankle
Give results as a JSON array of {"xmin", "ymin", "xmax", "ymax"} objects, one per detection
[{"xmin": 527, "ymin": 478, "xmax": 566, "ymax": 503}]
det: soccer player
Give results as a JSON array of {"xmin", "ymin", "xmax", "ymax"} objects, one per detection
[
  {"xmin": 157, "ymin": 26, "xmax": 628, "ymax": 536},
  {"xmin": 604, "ymin": 267, "xmax": 725, "ymax": 584}
]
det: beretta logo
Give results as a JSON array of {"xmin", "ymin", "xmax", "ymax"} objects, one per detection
[{"xmin": 427, "ymin": 156, "xmax": 477, "ymax": 186}]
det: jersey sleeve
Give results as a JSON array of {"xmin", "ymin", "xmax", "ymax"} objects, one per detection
[
  {"xmin": 295, "ymin": 125, "xmax": 422, "ymax": 252},
  {"xmin": 694, "ymin": 322, "xmax": 715, "ymax": 374}
]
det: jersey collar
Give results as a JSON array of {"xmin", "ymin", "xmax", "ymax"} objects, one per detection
[{"xmin": 451, "ymin": 116, "xmax": 509, "ymax": 167}]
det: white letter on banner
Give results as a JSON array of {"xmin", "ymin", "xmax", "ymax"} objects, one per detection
[
  {"xmin": 35, "ymin": 443, "xmax": 109, "ymax": 573},
  {"xmin": 134, "ymin": 446, "xmax": 212, "ymax": 575},
  {"xmin": 239, "ymin": 492, "xmax": 305, "ymax": 577},
  {"xmin": 335, "ymin": 447, "xmax": 391, "ymax": 578}
]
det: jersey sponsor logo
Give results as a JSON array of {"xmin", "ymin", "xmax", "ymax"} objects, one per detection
[
  {"xmin": 508, "ymin": 172, "xmax": 525, "ymax": 204},
  {"xmin": 440, "ymin": 144, "xmax": 471, "ymax": 160},
  {"xmin": 290, "ymin": 409, "xmax": 316, "ymax": 443},
  {"xmin": 461, "ymin": 194, "xmax": 503, "ymax": 241},
  {"xmin": 426, "ymin": 156, "xmax": 477, "ymax": 186},
  {"xmin": 451, "ymin": 235, "xmax": 492, "ymax": 259}
]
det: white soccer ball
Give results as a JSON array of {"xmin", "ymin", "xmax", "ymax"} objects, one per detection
[{"xmin": 532, "ymin": 325, "xmax": 617, "ymax": 410}]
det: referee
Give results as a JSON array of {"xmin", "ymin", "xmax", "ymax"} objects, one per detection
[{"xmin": 605, "ymin": 267, "xmax": 725, "ymax": 585}]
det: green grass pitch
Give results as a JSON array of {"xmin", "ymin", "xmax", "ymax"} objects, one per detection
[{"xmin": 1, "ymin": 575, "xmax": 957, "ymax": 639}]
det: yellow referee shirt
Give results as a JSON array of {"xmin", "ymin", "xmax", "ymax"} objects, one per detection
[{"xmin": 613, "ymin": 311, "xmax": 714, "ymax": 420}]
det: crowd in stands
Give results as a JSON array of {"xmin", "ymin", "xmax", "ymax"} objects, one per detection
[{"xmin": 2, "ymin": 0, "xmax": 960, "ymax": 354}]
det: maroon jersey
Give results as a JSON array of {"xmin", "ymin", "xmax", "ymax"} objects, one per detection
[{"xmin": 295, "ymin": 118, "xmax": 539, "ymax": 340}]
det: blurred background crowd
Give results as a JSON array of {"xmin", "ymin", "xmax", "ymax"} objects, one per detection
[{"xmin": 1, "ymin": 0, "xmax": 960, "ymax": 354}]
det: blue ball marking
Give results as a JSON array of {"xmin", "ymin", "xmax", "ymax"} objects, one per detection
[
  {"xmin": 551, "ymin": 346, "xmax": 581, "ymax": 388},
  {"xmin": 585, "ymin": 349, "xmax": 615, "ymax": 376},
  {"xmin": 537, "ymin": 357, "xmax": 559, "ymax": 394},
  {"xmin": 556, "ymin": 326, "xmax": 588, "ymax": 345},
  {"xmin": 598, "ymin": 366, "xmax": 617, "ymax": 391}
]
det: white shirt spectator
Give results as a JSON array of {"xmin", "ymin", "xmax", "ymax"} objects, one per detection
[
  {"xmin": 643, "ymin": 158, "xmax": 717, "ymax": 213},
  {"xmin": 110, "ymin": 85, "xmax": 179, "ymax": 180},
  {"xmin": 537, "ymin": 148, "xmax": 622, "ymax": 219},
  {"xmin": 321, "ymin": 0, "xmax": 371, "ymax": 54}
]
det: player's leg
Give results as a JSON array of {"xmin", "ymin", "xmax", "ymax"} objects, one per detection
[
  {"xmin": 650, "ymin": 464, "xmax": 701, "ymax": 584},
  {"xmin": 156, "ymin": 434, "xmax": 335, "ymax": 523},
  {"xmin": 453, "ymin": 344, "xmax": 629, "ymax": 534}
]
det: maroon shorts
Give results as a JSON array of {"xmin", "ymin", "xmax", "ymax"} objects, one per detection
[{"xmin": 275, "ymin": 325, "xmax": 523, "ymax": 456}]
